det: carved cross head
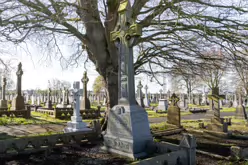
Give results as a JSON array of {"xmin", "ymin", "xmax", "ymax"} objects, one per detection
[
  {"xmin": 137, "ymin": 80, "xmax": 143, "ymax": 89},
  {"xmin": 170, "ymin": 93, "xmax": 180, "ymax": 106},
  {"xmin": 144, "ymin": 85, "xmax": 148, "ymax": 90},
  {"xmin": 16, "ymin": 62, "xmax": 23, "ymax": 76},
  {"xmin": 159, "ymin": 89, "xmax": 163, "ymax": 94},
  {"xmin": 81, "ymin": 71, "xmax": 89, "ymax": 84}
]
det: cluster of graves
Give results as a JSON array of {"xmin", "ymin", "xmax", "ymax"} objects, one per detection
[{"xmin": 0, "ymin": 67, "xmax": 101, "ymax": 119}]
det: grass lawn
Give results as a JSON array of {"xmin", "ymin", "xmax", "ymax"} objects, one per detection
[
  {"xmin": 0, "ymin": 111, "xmax": 97, "ymax": 126},
  {"xmin": 146, "ymin": 110, "xmax": 192, "ymax": 118},
  {"xmin": 220, "ymin": 107, "xmax": 236, "ymax": 112}
]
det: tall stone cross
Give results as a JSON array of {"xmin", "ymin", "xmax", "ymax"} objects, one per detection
[
  {"xmin": 110, "ymin": 0, "xmax": 142, "ymax": 105},
  {"xmin": 16, "ymin": 62, "xmax": 23, "ymax": 96},
  {"xmin": 73, "ymin": 82, "xmax": 80, "ymax": 117},
  {"xmin": 137, "ymin": 80, "xmax": 143, "ymax": 98},
  {"xmin": 81, "ymin": 71, "xmax": 89, "ymax": 99},
  {"xmin": 2, "ymin": 76, "xmax": 6, "ymax": 100},
  {"xmin": 208, "ymin": 87, "xmax": 225, "ymax": 119}
]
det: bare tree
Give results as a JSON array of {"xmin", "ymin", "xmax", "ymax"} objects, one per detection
[{"xmin": 1, "ymin": 0, "xmax": 248, "ymax": 110}]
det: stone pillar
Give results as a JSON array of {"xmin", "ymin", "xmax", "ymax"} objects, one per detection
[
  {"xmin": 80, "ymin": 71, "xmax": 91, "ymax": 110},
  {"xmin": 11, "ymin": 62, "xmax": 25, "ymax": 110},
  {"xmin": 136, "ymin": 80, "xmax": 144, "ymax": 108},
  {"xmin": 0, "ymin": 77, "xmax": 8, "ymax": 110},
  {"xmin": 143, "ymin": 85, "xmax": 150, "ymax": 107},
  {"xmin": 64, "ymin": 81, "xmax": 91, "ymax": 133},
  {"xmin": 103, "ymin": 0, "xmax": 152, "ymax": 159},
  {"xmin": 45, "ymin": 88, "xmax": 52, "ymax": 109}
]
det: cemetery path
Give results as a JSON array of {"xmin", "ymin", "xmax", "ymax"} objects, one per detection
[{"xmin": 149, "ymin": 112, "xmax": 235, "ymax": 124}]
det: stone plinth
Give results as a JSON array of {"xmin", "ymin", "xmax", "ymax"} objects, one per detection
[
  {"xmin": 0, "ymin": 100, "xmax": 8, "ymax": 110},
  {"xmin": 102, "ymin": 104, "xmax": 153, "ymax": 159},
  {"xmin": 157, "ymin": 99, "xmax": 168, "ymax": 111},
  {"xmin": 64, "ymin": 115, "xmax": 91, "ymax": 133},
  {"xmin": 56, "ymin": 104, "xmax": 71, "ymax": 108},
  {"xmin": 11, "ymin": 95, "xmax": 25, "ymax": 110}
]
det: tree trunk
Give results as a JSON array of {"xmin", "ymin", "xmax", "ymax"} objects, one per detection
[{"xmin": 101, "ymin": 64, "xmax": 118, "ymax": 131}]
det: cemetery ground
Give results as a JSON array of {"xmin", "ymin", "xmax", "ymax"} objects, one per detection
[{"xmin": 0, "ymin": 104, "xmax": 244, "ymax": 165}]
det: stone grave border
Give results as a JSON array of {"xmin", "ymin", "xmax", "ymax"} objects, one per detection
[
  {"xmin": 0, "ymin": 120, "xmax": 101, "ymax": 156},
  {"xmin": 0, "ymin": 106, "xmax": 31, "ymax": 118},
  {"xmin": 35, "ymin": 107, "xmax": 101, "ymax": 119}
]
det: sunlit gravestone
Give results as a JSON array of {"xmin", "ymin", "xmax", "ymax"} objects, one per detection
[{"xmin": 102, "ymin": 0, "xmax": 152, "ymax": 159}]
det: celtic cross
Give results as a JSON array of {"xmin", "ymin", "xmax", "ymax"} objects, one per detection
[{"xmin": 111, "ymin": 0, "xmax": 142, "ymax": 105}]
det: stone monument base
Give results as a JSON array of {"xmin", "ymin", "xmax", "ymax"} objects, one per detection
[
  {"xmin": 102, "ymin": 103, "xmax": 153, "ymax": 159},
  {"xmin": 157, "ymin": 99, "xmax": 168, "ymax": 111},
  {"xmin": 11, "ymin": 95, "xmax": 25, "ymax": 110},
  {"xmin": 0, "ymin": 100, "xmax": 8, "ymax": 110},
  {"xmin": 64, "ymin": 115, "xmax": 91, "ymax": 133},
  {"xmin": 206, "ymin": 118, "xmax": 228, "ymax": 133}
]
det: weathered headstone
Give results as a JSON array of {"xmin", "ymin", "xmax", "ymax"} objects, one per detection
[
  {"xmin": 206, "ymin": 87, "xmax": 227, "ymax": 132},
  {"xmin": 136, "ymin": 80, "xmax": 144, "ymax": 108},
  {"xmin": 0, "ymin": 77, "xmax": 8, "ymax": 110},
  {"xmin": 45, "ymin": 88, "xmax": 52, "ymax": 109},
  {"xmin": 11, "ymin": 62, "xmax": 25, "ymax": 110},
  {"xmin": 235, "ymin": 90, "xmax": 247, "ymax": 119},
  {"xmin": 64, "ymin": 81, "xmax": 91, "ymax": 132},
  {"xmin": 102, "ymin": 0, "xmax": 152, "ymax": 159},
  {"xmin": 167, "ymin": 93, "xmax": 181, "ymax": 127},
  {"xmin": 80, "ymin": 71, "xmax": 91, "ymax": 110}
]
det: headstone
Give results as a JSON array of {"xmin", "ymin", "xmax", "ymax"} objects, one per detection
[
  {"xmin": 143, "ymin": 85, "xmax": 150, "ymax": 107},
  {"xmin": 102, "ymin": 1, "xmax": 152, "ymax": 159},
  {"xmin": 11, "ymin": 62, "xmax": 25, "ymax": 110},
  {"xmin": 45, "ymin": 88, "xmax": 52, "ymax": 109},
  {"xmin": 206, "ymin": 87, "xmax": 227, "ymax": 132},
  {"xmin": 80, "ymin": 71, "xmax": 91, "ymax": 110},
  {"xmin": 235, "ymin": 90, "xmax": 247, "ymax": 119},
  {"xmin": 167, "ymin": 93, "xmax": 181, "ymax": 127},
  {"xmin": 136, "ymin": 80, "xmax": 144, "ymax": 108},
  {"xmin": 233, "ymin": 94, "xmax": 238, "ymax": 107},
  {"xmin": 56, "ymin": 87, "xmax": 70, "ymax": 108},
  {"xmin": 0, "ymin": 77, "xmax": 8, "ymax": 110},
  {"xmin": 64, "ymin": 81, "xmax": 91, "ymax": 132}
]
